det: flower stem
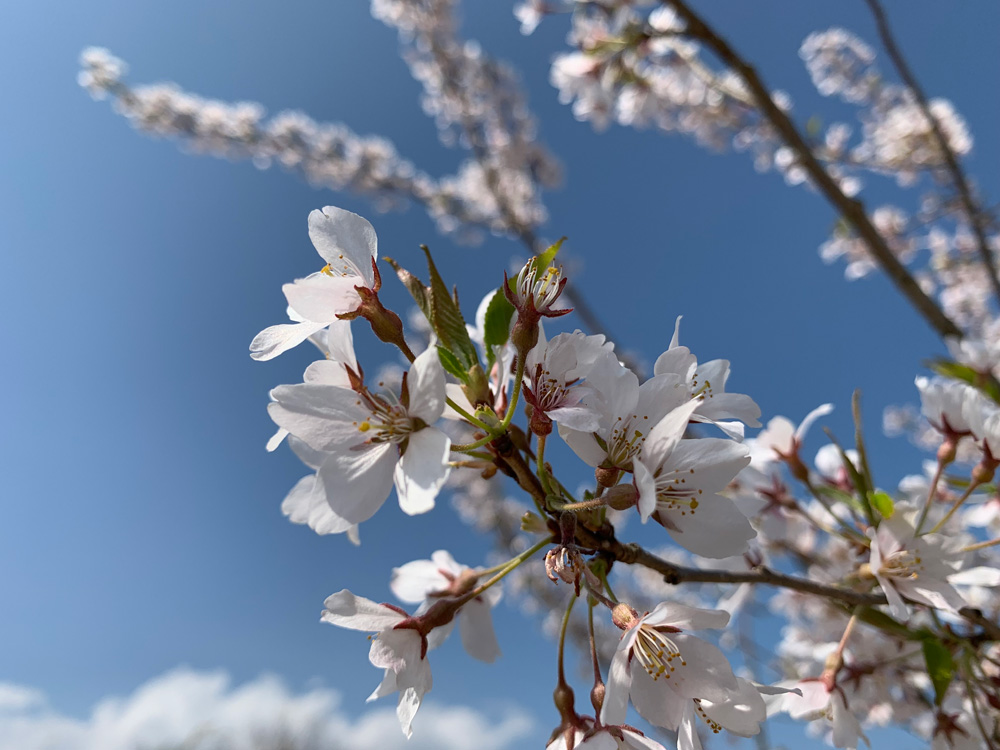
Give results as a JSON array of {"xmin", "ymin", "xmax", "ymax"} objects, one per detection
[
  {"xmin": 445, "ymin": 396, "xmax": 495, "ymax": 432},
  {"xmin": 537, "ymin": 433, "xmax": 553, "ymax": 496},
  {"xmin": 962, "ymin": 536, "xmax": 1000, "ymax": 553},
  {"xmin": 499, "ymin": 357, "xmax": 526, "ymax": 431},
  {"xmin": 928, "ymin": 480, "xmax": 981, "ymax": 535},
  {"xmin": 550, "ymin": 497, "xmax": 607, "ymax": 512},
  {"xmin": 557, "ymin": 593, "xmax": 577, "ymax": 686},
  {"xmin": 914, "ymin": 457, "xmax": 947, "ymax": 535},
  {"xmin": 461, "ymin": 537, "xmax": 552, "ymax": 605}
]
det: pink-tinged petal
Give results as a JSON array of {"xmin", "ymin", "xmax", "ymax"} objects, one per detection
[
  {"xmin": 634, "ymin": 459, "xmax": 658, "ymax": 523},
  {"xmin": 830, "ymin": 692, "xmax": 867, "ymax": 749},
  {"xmin": 430, "ymin": 549, "xmax": 462, "ymax": 575},
  {"xmin": 644, "ymin": 602, "xmax": 730, "ymax": 631},
  {"xmin": 303, "ymin": 359, "xmax": 351, "ymax": 388},
  {"xmin": 653, "ymin": 633, "xmax": 738, "ymax": 701},
  {"xmin": 407, "ymin": 348, "xmax": 447, "ymax": 423},
  {"xmin": 577, "ymin": 733, "xmax": 618, "ymax": 750},
  {"xmin": 391, "ymin": 559, "xmax": 449, "ymax": 603},
  {"xmin": 394, "ymin": 428, "xmax": 451, "ymax": 515},
  {"xmin": 317, "ymin": 442, "xmax": 397, "ymax": 524},
  {"xmin": 281, "ymin": 473, "xmax": 356, "ymax": 536},
  {"xmin": 321, "ymin": 589, "xmax": 404, "ymax": 631},
  {"xmin": 700, "ymin": 678, "xmax": 766, "ymax": 736},
  {"xmin": 308, "ymin": 206, "xmax": 378, "ymax": 287},
  {"xmin": 266, "ymin": 427, "xmax": 289, "ymax": 452},
  {"xmin": 641, "ymin": 398, "xmax": 702, "ymax": 471},
  {"xmin": 677, "ymin": 704, "xmax": 703, "ymax": 750},
  {"xmin": 600, "ymin": 645, "xmax": 632, "ymax": 726},
  {"xmin": 250, "ymin": 320, "xmax": 327, "ymax": 361},
  {"xmin": 459, "ymin": 599, "xmax": 501, "ymax": 663},
  {"xmin": 620, "ymin": 728, "xmax": 669, "ymax": 750},
  {"xmin": 661, "ymin": 495, "xmax": 755, "ymax": 559},
  {"xmin": 283, "ymin": 274, "xmax": 361, "ymax": 321},
  {"xmin": 268, "ymin": 383, "xmax": 367, "ymax": 452},
  {"xmin": 370, "ymin": 628, "xmax": 422, "ymax": 673},
  {"xmin": 629, "ymin": 663, "xmax": 685, "ymax": 729}
]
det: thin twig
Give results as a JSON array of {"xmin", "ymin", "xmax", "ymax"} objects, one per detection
[
  {"xmin": 864, "ymin": 0, "xmax": 1000, "ymax": 309},
  {"xmin": 663, "ymin": 0, "xmax": 962, "ymax": 340}
]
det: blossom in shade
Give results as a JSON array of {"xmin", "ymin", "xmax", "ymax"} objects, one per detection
[
  {"xmin": 867, "ymin": 515, "xmax": 967, "ymax": 620},
  {"xmin": 321, "ymin": 589, "xmax": 431, "ymax": 738},
  {"xmin": 766, "ymin": 680, "xmax": 868, "ymax": 749}
]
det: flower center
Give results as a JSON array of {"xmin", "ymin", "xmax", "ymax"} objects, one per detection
[
  {"xmin": 633, "ymin": 624, "xmax": 685, "ymax": 681},
  {"xmin": 654, "ymin": 467, "xmax": 703, "ymax": 514},
  {"xmin": 351, "ymin": 392, "xmax": 414, "ymax": 444},
  {"xmin": 880, "ymin": 549, "xmax": 924, "ymax": 580},
  {"xmin": 607, "ymin": 414, "xmax": 650, "ymax": 467}
]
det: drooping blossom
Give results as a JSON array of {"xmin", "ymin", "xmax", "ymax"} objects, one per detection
[
  {"xmin": 321, "ymin": 589, "xmax": 432, "ymax": 738},
  {"xmin": 391, "ymin": 550, "xmax": 502, "ymax": 663}
]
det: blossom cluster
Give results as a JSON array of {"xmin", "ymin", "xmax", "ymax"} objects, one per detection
[{"xmin": 251, "ymin": 204, "xmax": 1000, "ymax": 748}]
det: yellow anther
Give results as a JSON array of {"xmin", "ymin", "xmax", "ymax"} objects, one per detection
[{"xmin": 358, "ymin": 421, "xmax": 372, "ymax": 432}]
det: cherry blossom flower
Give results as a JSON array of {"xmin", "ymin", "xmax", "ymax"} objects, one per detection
[
  {"xmin": 390, "ymin": 550, "xmax": 502, "ymax": 663},
  {"xmin": 601, "ymin": 602, "xmax": 740, "ymax": 731},
  {"xmin": 321, "ymin": 589, "xmax": 431, "ymax": 738},
  {"xmin": 867, "ymin": 515, "xmax": 967, "ymax": 620},
  {"xmin": 766, "ymin": 680, "xmax": 868, "ymax": 749},
  {"xmin": 525, "ymin": 329, "xmax": 617, "ymax": 435},
  {"xmin": 250, "ymin": 206, "xmax": 378, "ymax": 360},
  {"xmin": 577, "ymin": 725, "xmax": 668, "ymax": 750},
  {"xmin": 653, "ymin": 318, "xmax": 762, "ymax": 440},
  {"xmin": 268, "ymin": 347, "xmax": 451, "ymax": 529}
]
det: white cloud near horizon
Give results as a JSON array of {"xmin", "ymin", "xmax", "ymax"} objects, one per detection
[{"xmin": 0, "ymin": 668, "xmax": 536, "ymax": 750}]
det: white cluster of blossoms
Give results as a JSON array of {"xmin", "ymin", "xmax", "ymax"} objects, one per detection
[
  {"xmin": 81, "ymin": 4, "xmax": 1000, "ymax": 747},
  {"xmin": 249, "ymin": 205, "xmax": 1000, "ymax": 748}
]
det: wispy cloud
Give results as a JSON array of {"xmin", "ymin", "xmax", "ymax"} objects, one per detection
[{"xmin": 0, "ymin": 668, "xmax": 536, "ymax": 750}]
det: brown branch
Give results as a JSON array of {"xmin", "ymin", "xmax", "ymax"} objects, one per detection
[
  {"xmin": 662, "ymin": 0, "xmax": 963, "ymax": 341},
  {"xmin": 864, "ymin": 0, "xmax": 1000, "ymax": 311}
]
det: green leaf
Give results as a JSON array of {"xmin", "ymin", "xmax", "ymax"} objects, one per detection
[
  {"xmin": 921, "ymin": 637, "xmax": 954, "ymax": 706},
  {"xmin": 422, "ymin": 246, "xmax": 480, "ymax": 372},
  {"xmin": 533, "ymin": 236, "xmax": 565, "ymax": 274},
  {"xmin": 436, "ymin": 346, "xmax": 467, "ymax": 380},
  {"xmin": 929, "ymin": 358, "xmax": 1000, "ymax": 405},
  {"xmin": 822, "ymin": 429, "xmax": 869, "ymax": 504},
  {"xmin": 482, "ymin": 288, "xmax": 516, "ymax": 367},
  {"xmin": 384, "ymin": 257, "xmax": 430, "ymax": 319},
  {"xmin": 868, "ymin": 491, "xmax": 895, "ymax": 519}
]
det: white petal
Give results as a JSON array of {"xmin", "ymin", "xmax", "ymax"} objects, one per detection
[
  {"xmin": 268, "ymin": 383, "xmax": 367, "ymax": 452},
  {"xmin": 661, "ymin": 495, "xmax": 756, "ymax": 559},
  {"xmin": 367, "ymin": 668, "xmax": 397, "ymax": 702},
  {"xmin": 641, "ymin": 398, "xmax": 702, "ymax": 471},
  {"xmin": 951, "ymin": 566, "xmax": 1000, "ymax": 587},
  {"xmin": 443, "ymin": 383, "xmax": 475, "ymax": 421},
  {"xmin": 324, "ymin": 318, "xmax": 357, "ymax": 368},
  {"xmin": 600, "ymin": 645, "xmax": 632, "ymax": 726},
  {"xmin": 321, "ymin": 589, "xmax": 404, "ymax": 631},
  {"xmin": 459, "ymin": 599, "xmax": 501, "ymax": 663},
  {"xmin": 391, "ymin": 559, "xmax": 449, "ymax": 603},
  {"xmin": 677, "ymin": 704, "xmax": 703, "ymax": 750},
  {"xmin": 407, "ymin": 348, "xmax": 447, "ymax": 423},
  {"xmin": 394, "ymin": 429, "xmax": 451, "ymax": 515},
  {"xmin": 266, "ymin": 427, "xmax": 289, "ymax": 452},
  {"xmin": 281, "ymin": 473, "xmax": 357, "ymax": 535},
  {"xmin": 629, "ymin": 660, "xmax": 685, "ymax": 729},
  {"xmin": 304, "ymin": 359, "xmax": 351, "ymax": 388},
  {"xmin": 700, "ymin": 678, "xmax": 766, "ymax": 736},
  {"xmin": 317, "ymin": 442, "xmax": 397, "ymax": 524},
  {"xmin": 654, "ymin": 346, "xmax": 697, "ymax": 380},
  {"xmin": 250, "ymin": 320, "xmax": 327, "ymax": 361},
  {"xmin": 559, "ymin": 424, "xmax": 609, "ymax": 468},
  {"xmin": 283, "ymin": 274, "xmax": 361, "ymax": 321},
  {"xmin": 308, "ymin": 206, "xmax": 378, "ymax": 287},
  {"xmin": 644, "ymin": 602, "xmax": 730, "ymax": 631},
  {"xmin": 659, "ymin": 633, "xmax": 739, "ymax": 701},
  {"xmin": 795, "ymin": 403, "xmax": 835, "ymax": 443},
  {"xmin": 634, "ymin": 459, "xmax": 657, "ymax": 523},
  {"xmin": 547, "ymin": 405, "xmax": 602, "ymax": 432}
]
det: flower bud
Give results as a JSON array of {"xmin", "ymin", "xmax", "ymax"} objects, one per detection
[
  {"xmin": 595, "ymin": 466, "xmax": 621, "ymax": 489},
  {"xmin": 605, "ymin": 483, "xmax": 638, "ymax": 511},
  {"xmin": 611, "ymin": 603, "xmax": 639, "ymax": 630}
]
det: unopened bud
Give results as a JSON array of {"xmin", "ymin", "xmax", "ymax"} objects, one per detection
[
  {"xmin": 595, "ymin": 466, "xmax": 620, "ymax": 489},
  {"xmin": 611, "ymin": 603, "xmax": 639, "ymax": 631},
  {"xmin": 937, "ymin": 437, "xmax": 958, "ymax": 466},
  {"xmin": 590, "ymin": 681, "xmax": 605, "ymax": 714},
  {"xmin": 553, "ymin": 682, "xmax": 576, "ymax": 718},
  {"xmin": 521, "ymin": 511, "xmax": 550, "ymax": 535},
  {"xmin": 605, "ymin": 484, "xmax": 638, "ymax": 511}
]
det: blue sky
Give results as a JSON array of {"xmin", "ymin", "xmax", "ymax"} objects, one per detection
[{"xmin": 1, "ymin": 1, "xmax": 997, "ymax": 747}]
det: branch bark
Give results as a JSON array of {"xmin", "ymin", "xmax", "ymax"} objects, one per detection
[
  {"xmin": 663, "ymin": 0, "xmax": 963, "ymax": 340},
  {"xmin": 863, "ymin": 0, "xmax": 1000, "ymax": 311}
]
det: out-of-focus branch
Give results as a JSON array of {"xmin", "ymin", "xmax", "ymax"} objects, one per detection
[
  {"xmin": 863, "ymin": 0, "xmax": 1000, "ymax": 310},
  {"xmin": 661, "ymin": 0, "xmax": 963, "ymax": 341}
]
